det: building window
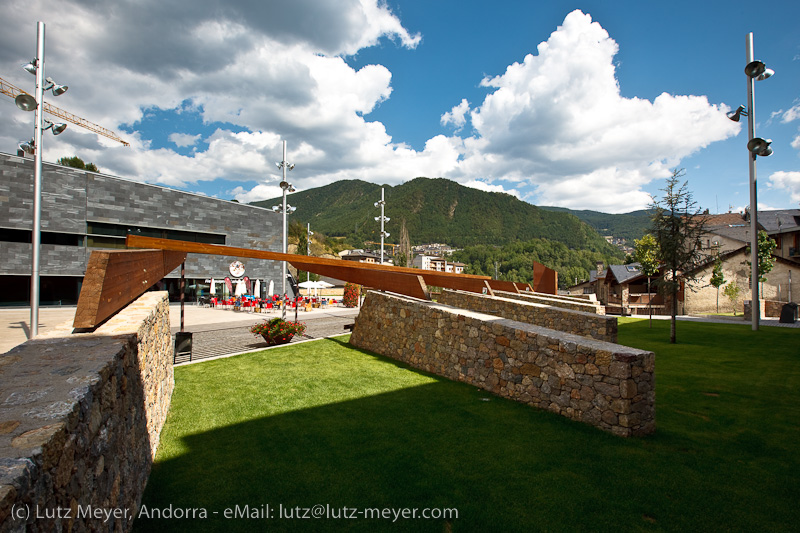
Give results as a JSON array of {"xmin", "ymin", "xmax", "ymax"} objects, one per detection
[
  {"xmin": 86, "ymin": 236, "xmax": 127, "ymax": 249},
  {"xmin": 86, "ymin": 221, "xmax": 225, "ymax": 245},
  {"xmin": 0, "ymin": 228, "xmax": 83, "ymax": 247}
]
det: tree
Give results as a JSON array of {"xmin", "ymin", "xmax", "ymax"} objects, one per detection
[
  {"xmin": 650, "ymin": 169, "xmax": 708, "ymax": 344},
  {"xmin": 398, "ymin": 218, "xmax": 412, "ymax": 268},
  {"xmin": 746, "ymin": 230, "xmax": 777, "ymax": 284},
  {"xmin": 710, "ymin": 256, "xmax": 725, "ymax": 314},
  {"xmin": 633, "ymin": 233, "xmax": 660, "ymax": 327},
  {"xmin": 723, "ymin": 282, "xmax": 742, "ymax": 315},
  {"xmin": 57, "ymin": 156, "xmax": 98, "ymax": 172}
]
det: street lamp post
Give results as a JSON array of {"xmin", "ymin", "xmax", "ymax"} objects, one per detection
[
  {"xmin": 727, "ymin": 33, "xmax": 774, "ymax": 331},
  {"xmin": 307, "ymin": 223, "xmax": 313, "ymax": 256},
  {"xmin": 374, "ymin": 187, "xmax": 390, "ymax": 264},
  {"xmin": 14, "ymin": 22, "xmax": 69, "ymax": 338},
  {"xmin": 273, "ymin": 140, "xmax": 295, "ymax": 320}
]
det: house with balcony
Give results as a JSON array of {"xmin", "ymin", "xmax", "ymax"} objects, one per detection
[{"xmin": 758, "ymin": 209, "xmax": 800, "ymax": 264}]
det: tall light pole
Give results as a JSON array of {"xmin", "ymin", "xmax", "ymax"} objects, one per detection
[
  {"xmin": 273, "ymin": 140, "xmax": 295, "ymax": 320},
  {"xmin": 14, "ymin": 22, "xmax": 69, "ymax": 338},
  {"xmin": 727, "ymin": 33, "xmax": 774, "ymax": 331},
  {"xmin": 306, "ymin": 222, "xmax": 313, "ymax": 256},
  {"xmin": 374, "ymin": 187, "xmax": 390, "ymax": 264}
]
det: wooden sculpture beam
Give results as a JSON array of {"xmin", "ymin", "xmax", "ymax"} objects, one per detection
[
  {"xmin": 74, "ymin": 249, "xmax": 186, "ymax": 329},
  {"xmin": 124, "ymin": 235, "xmax": 492, "ymax": 297}
]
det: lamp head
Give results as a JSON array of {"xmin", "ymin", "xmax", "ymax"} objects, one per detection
[
  {"xmin": 747, "ymin": 137, "xmax": 773, "ymax": 157},
  {"xmin": 288, "ymin": 164, "xmax": 295, "ymax": 171},
  {"xmin": 745, "ymin": 60, "xmax": 766, "ymax": 79},
  {"xmin": 14, "ymin": 93, "xmax": 37, "ymax": 112},
  {"xmin": 22, "ymin": 60, "xmax": 37, "ymax": 75},
  {"xmin": 51, "ymin": 82, "xmax": 68, "ymax": 96},
  {"xmin": 756, "ymin": 68, "xmax": 774, "ymax": 81},
  {"xmin": 279, "ymin": 180, "xmax": 290, "ymax": 190},
  {"xmin": 19, "ymin": 139, "xmax": 35, "ymax": 154},
  {"xmin": 726, "ymin": 105, "xmax": 747, "ymax": 122},
  {"xmin": 51, "ymin": 122, "xmax": 67, "ymax": 135}
]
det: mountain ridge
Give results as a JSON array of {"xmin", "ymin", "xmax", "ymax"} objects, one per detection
[{"xmin": 252, "ymin": 177, "xmax": 632, "ymax": 254}]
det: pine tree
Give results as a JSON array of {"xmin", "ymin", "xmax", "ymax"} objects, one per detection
[{"xmin": 650, "ymin": 169, "xmax": 708, "ymax": 344}]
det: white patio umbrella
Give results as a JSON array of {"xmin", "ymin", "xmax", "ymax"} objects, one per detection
[
  {"xmin": 235, "ymin": 279, "xmax": 247, "ymax": 297},
  {"xmin": 268, "ymin": 279, "xmax": 274, "ymax": 297},
  {"xmin": 299, "ymin": 280, "xmax": 322, "ymax": 297},
  {"xmin": 209, "ymin": 278, "xmax": 216, "ymax": 295},
  {"xmin": 254, "ymin": 279, "xmax": 261, "ymax": 298}
]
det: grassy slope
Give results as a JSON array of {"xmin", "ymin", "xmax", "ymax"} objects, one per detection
[{"xmin": 138, "ymin": 323, "xmax": 800, "ymax": 532}]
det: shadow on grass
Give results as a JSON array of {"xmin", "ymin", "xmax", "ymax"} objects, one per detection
[{"xmin": 137, "ymin": 333, "xmax": 800, "ymax": 532}]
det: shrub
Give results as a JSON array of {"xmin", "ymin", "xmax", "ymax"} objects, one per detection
[{"xmin": 343, "ymin": 283, "xmax": 361, "ymax": 308}]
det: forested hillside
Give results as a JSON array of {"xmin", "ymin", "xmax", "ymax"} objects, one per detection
[
  {"xmin": 452, "ymin": 239, "xmax": 622, "ymax": 289},
  {"xmin": 253, "ymin": 177, "xmax": 628, "ymax": 288},
  {"xmin": 540, "ymin": 206, "xmax": 653, "ymax": 242},
  {"xmin": 253, "ymin": 177, "xmax": 619, "ymax": 254}
]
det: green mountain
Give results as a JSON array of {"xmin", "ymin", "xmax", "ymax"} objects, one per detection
[
  {"xmin": 539, "ymin": 206, "xmax": 653, "ymax": 242},
  {"xmin": 253, "ymin": 177, "xmax": 619, "ymax": 254}
]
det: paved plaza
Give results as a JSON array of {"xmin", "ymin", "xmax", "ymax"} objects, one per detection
[{"xmin": 0, "ymin": 303, "xmax": 361, "ymax": 357}]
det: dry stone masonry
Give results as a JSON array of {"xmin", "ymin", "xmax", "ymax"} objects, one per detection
[
  {"xmin": 351, "ymin": 291, "xmax": 654, "ymax": 437},
  {"xmin": 0, "ymin": 292, "xmax": 173, "ymax": 532},
  {"xmin": 438, "ymin": 289, "xmax": 617, "ymax": 343},
  {"xmin": 495, "ymin": 290, "xmax": 605, "ymax": 314}
]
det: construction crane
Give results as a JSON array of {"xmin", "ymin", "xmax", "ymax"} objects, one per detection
[{"xmin": 0, "ymin": 75, "xmax": 129, "ymax": 146}]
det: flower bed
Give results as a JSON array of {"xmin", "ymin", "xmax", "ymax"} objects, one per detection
[{"xmin": 250, "ymin": 317, "xmax": 306, "ymax": 346}]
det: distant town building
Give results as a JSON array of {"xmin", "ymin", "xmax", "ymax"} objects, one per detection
[
  {"xmin": 412, "ymin": 255, "xmax": 465, "ymax": 274},
  {"xmin": 412, "ymin": 243, "xmax": 456, "ymax": 256},
  {"xmin": 340, "ymin": 249, "xmax": 392, "ymax": 264}
]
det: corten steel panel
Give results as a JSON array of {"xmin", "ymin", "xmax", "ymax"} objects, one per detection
[
  {"xmin": 487, "ymin": 280, "xmax": 519, "ymax": 293},
  {"xmin": 74, "ymin": 249, "xmax": 186, "ymax": 328},
  {"xmin": 125, "ymin": 235, "xmax": 492, "ymax": 296},
  {"xmin": 533, "ymin": 261, "xmax": 558, "ymax": 295}
]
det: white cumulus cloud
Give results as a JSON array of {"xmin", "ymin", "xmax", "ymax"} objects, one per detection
[
  {"xmin": 446, "ymin": 10, "xmax": 739, "ymax": 212},
  {"xmin": 767, "ymin": 171, "xmax": 800, "ymax": 205},
  {"xmin": 441, "ymin": 99, "xmax": 471, "ymax": 132},
  {"xmin": 169, "ymin": 133, "xmax": 202, "ymax": 148}
]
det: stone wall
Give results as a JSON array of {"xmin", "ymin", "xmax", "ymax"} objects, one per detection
[
  {"xmin": 0, "ymin": 292, "xmax": 174, "ymax": 532},
  {"xmin": 350, "ymin": 291, "xmax": 655, "ymax": 437},
  {"xmin": 495, "ymin": 290, "xmax": 604, "ymax": 315},
  {"xmin": 437, "ymin": 289, "xmax": 617, "ymax": 343},
  {"xmin": 743, "ymin": 299, "xmax": 792, "ymax": 319}
]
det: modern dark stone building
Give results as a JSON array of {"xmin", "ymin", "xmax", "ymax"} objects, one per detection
[{"xmin": 0, "ymin": 151, "xmax": 283, "ymax": 305}]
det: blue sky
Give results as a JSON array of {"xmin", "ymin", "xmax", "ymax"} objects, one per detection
[{"xmin": 1, "ymin": 0, "xmax": 799, "ymax": 214}]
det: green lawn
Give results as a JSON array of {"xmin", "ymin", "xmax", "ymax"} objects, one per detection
[{"xmin": 137, "ymin": 322, "xmax": 800, "ymax": 532}]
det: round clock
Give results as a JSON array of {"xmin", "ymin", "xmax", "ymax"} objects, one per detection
[{"xmin": 229, "ymin": 260, "xmax": 245, "ymax": 278}]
